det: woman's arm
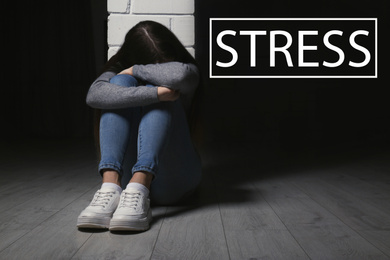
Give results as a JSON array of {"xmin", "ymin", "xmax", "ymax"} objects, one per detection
[
  {"xmin": 131, "ymin": 62, "xmax": 200, "ymax": 95},
  {"xmin": 86, "ymin": 71, "xmax": 160, "ymax": 109},
  {"xmin": 87, "ymin": 62, "xmax": 199, "ymax": 110}
]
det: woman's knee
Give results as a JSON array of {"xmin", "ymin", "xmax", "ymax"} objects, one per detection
[{"xmin": 109, "ymin": 74, "xmax": 138, "ymax": 87}]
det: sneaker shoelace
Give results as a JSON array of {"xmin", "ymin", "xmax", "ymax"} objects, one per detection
[
  {"xmin": 119, "ymin": 190, "xmax": 141, "ymax": 210},
  {"xmin": 90, "ymin": 191, "xmax": 115, "ymax": 208}
]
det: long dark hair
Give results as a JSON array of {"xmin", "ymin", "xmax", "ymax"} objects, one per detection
[
  {"xmin": 93, "ymin": 21, "xmax": 203, "ymax": 156},
  {"xmin": 104, "ymin": 21, "xmax": 197, "ymax": 71}
]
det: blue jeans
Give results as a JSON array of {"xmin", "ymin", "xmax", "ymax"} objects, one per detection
[{"xmin": 98, "ymin": 74, "xmax": 202, "ymax": 205}]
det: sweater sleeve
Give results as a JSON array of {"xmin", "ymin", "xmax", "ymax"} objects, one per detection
[
  {"xmin": 86, "ymin": 71, "xmax": 159, "ymax": 109},
  {"xmin": 132, "ymin": 62, "xmax": 199, "ymax": 96}
]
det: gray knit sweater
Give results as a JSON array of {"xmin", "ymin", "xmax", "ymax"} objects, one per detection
[{"xmin": 86, "ymin": 62, "xmax": 199, "ymax": 111}]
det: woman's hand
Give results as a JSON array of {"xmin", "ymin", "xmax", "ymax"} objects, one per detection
[
  {"xmin": 118, "ymin": 66, "xmax": 133, "ymax": 75},
  {"xmin": 157, "ymin": 87, "xmax": 180, "ymax": 101}
]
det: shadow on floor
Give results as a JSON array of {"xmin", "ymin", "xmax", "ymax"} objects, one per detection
[{"xmin": 148, "ymin": 139, "xmax": 390, "ymax": 224}]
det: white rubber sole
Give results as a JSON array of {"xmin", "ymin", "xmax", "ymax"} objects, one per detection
[
  {"xmin": 109, "ymin": 210, "xmax": 152, "ymax": 231},
  {"xmin": 77, "ymin": 216, "xmax": 111, "ymax": 229}
]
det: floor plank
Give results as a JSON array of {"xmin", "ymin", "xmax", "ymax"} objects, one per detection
[
  {"xmin": 216, "ymin": 180, "xmax": 309, "ymax": 260},
  {"xmin": 0, "ymin": 186, "xmax": 98, "ymax": 260},
  {"xmin": 151, "ymin": 174, "xmax": 230, "ymax": 260},
  {"xmin": 292, "ymin": 175, "xmax": 390, "ymax": 257},
  {"xmin": 0, "ymin": 162, "xmax": 99, "ymax": 212},
  {"xmin": 0, "ymin": 142, "xmax": 101, "ymax": 252},
  {"xmin": 254, "ymin": 177, "xmax": 389, "ymax": 259},
  {"xmin": 151, "ymin": 205, "xmax": 230, "ymax": 260}
]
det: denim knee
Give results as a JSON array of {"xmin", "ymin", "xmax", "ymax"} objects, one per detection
[{"xmin": 109, "ymin": 74, "xmax": 138, "ymax": 87}]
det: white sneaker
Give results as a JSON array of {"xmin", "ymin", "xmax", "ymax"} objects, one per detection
[
  {"xmin": 109, "ymin": 188, "xmax": 152, "ymax": 231},
  {"xmin": 77, "ymin": 187, "xmax": 121, "ymax": 229}
]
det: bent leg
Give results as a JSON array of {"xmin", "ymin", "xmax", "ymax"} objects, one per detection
[
  {"xmin": 99, "ymin": 75, "xmax": 140, "ymax": 183},
  {"xmin": 132, "ymin": 98, "xmax": 202, "ymax": 205},
  {"xmin": 131, "ymin": 100, "xmax": 173, "ymax": 176}
]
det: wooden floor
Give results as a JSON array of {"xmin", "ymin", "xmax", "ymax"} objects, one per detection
[{"xmin": 1, "ymin": 137, "xmax": 390, "ymax": 260}]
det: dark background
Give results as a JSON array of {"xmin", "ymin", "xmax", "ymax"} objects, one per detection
[
  {"xmin": 1, "ymin": 1, "xmax": 104, "ymax": 139},
  {"xmin": 196, "ymin": 0, "xmax": 390, "ymax": 157},
  {"xmin": 1, "ymin": 0, "xmax": 389, "ymax": 159}
]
